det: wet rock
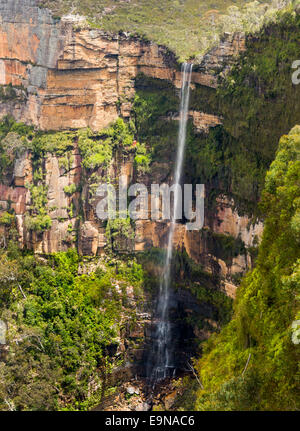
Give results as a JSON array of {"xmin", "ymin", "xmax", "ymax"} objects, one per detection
[
  {"xmin": 126, "ymin": 386, "xmax": 139, "ymax": 395},
  {"xmin": 163, "ymin": 390, "xmax": 178, "ymax": 410},
  {"xmin": 135, "ymin": 402, "xmax": 150, "ymax": 411}
]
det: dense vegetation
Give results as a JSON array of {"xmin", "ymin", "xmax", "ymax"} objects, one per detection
[
  {"xmin": 0, "ymin": 114, "xmax": 232, "ymax": 410},
  {"xmin": 133, "ymin": 74, "xmax": 179, "ymax": 169},
  {"xmin": 178, "ymin": 126, "xmax": 300, "ymax": 411},
  {"xmin": 0, "ymin": 2, "xmax": 299, "ymax": 412},
  {"xmin": 133, "ymin": 5, "xmax": 300, "ymax": 217},
  {"xmin": 0, "ymin": 244, "xmax": 146, "ymax": 410},
  {"xmin": 37, "ymin": 0, "xmax": 292, "ymax": 61},
  {"xmin": 0, "ymin": 115, "xmax": 147, "ymax": 237},
  {"xmin": 138, "ymin": 247, "xmax": 233, "ymax": 326},
  {"xmin": 187, "ymin": 8, "xmax": 300, "ymax": 215},
  {"xmin": 172, "ymin": 250, "xmax": 233, "ymax": 327}
]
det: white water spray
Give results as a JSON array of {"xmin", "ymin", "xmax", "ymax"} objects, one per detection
[{"xmin": 148, "ymin": 62, "xmax": 193, "ymax": 382}]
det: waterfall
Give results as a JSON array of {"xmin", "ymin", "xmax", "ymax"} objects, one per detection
[{"xmin": 148, "ymin": 62, "xmax": 193, "ymax": 383}]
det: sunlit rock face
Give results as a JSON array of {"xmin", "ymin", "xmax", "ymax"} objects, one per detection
[
  {"xmin": 0, "ymin": 0, "xmax": 246, "ymax": 132},
  {"xmin": 0, "ymin": 134, "xmax": 262, "ymax": 299},
  {"xmin": 0, "ymin": 0, "xmax": 256, "ymax": 297}
]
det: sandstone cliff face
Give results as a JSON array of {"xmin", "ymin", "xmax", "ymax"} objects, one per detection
[
  {"xmin": 0, "ymin": 0, "xmax": 258, "ymax": 296},
  {"xmin": 134, "ymin": 213, "xmax": 262, "ymax": 298},
  {"xmin": 0, "ymin": 0, "xmax": 245, "ymax": 131},
  {"xmin": 0, "ymin": 141, "xmax": 262, "ymax": 299}
]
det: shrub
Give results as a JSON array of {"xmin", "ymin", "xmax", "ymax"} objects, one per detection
[
  {"xmin": 64, "ymin": 184, "xmax": 77, "ymax": 196},
  {"xmin": 0, "ymin": 212, "xmax": 15, "ymax": 226}
]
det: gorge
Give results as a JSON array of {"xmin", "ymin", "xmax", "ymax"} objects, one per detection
[{"xmin": 0, "ymin": 0, "xmax": 299, "ymax": 412}]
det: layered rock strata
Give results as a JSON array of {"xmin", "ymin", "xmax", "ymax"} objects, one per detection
[
  {"xmin": 0, "ymin": 0, "xmax": 245, "ymax": 131},
  {"xmin": 0, "ymin": 0, "xmax": 256, "ymax": 297}
]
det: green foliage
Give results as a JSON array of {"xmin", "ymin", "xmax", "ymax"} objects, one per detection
[
  {"xmin": 105, "ymin": 117, "xmax": 135, "ymax": 148},
  {"xmin": 30, "ymin": 131, "xmax": 75, "ymax": 157},
  {"xmin": 204, "ymin": 231, "xmax": 246, "ymax": 266},
  {"xmin": 133, "ymin": 23, "xmax": 300, "ymax": 216},
  {"xmin": 77, "ymin": 119, "xmax": 134, "ymax": 169},
  {"xmin": 185, "ymin": 9, "xmax": 300, "ymax": 215},
  {"xmin": 25, "ymin": 214, "xmax": 52, "ymax": 233},
  {"xmin": 134, "ymin": 142, "xmax": 151, "ymax": 174},
  {"xmin": 0, "ymin": 117, "xmax": 32, "ymax": 179},
  {"xmin": 0, "ymin": 117, "xmax": 138, "ymax": 234},
  {"xmin": 106, "ymin": 217, "xmax": 134, "ymax": 252},
  {"xmin": 173, "ymin": 250, "xmax": 233, "ymax": 325},
  {"xmin": 133, "ymin": 75, "xmax": 179, "ymax": 168},
  {"xmin": 64, "ymin": 183, "xmax": 77, "ymax": 196},
  {"xmin": 25, "ymin": 184, "xmax": 52, "ymax": 233},
  {"xmin": 0, "ymin": 212, "xmax": 15, "ymax": 226},
  {"xmin": 0, "ymin": 116, "xmax": 134, "ymax": 173},
  {"xmin": 8, "ymin": 120, "xmax": 34, "ymax": 138},
  {"xmin": 189, "ymin": 126, "xmax": 300, "ymax": 411},
  {"xmin": 59, "ymin": 152, "xmax": 74, "ymax": 171},
  {"xmin": 77, "ymin": 128, "xmax": 113, "ymax": 170},
  {"xmin": 0, "ymin": 84, "xmax": 17, "ymax": 101},
  {"xmin": 0, "ymin": 248, "xmax": 146, "ymax": 410},
  {"xmin": 37, "ymin": 0, "xmax": 292, "ymax": 61},
  {"xmin": 0, "ymin": 84, "xmax": 27, "ymax": 104}
]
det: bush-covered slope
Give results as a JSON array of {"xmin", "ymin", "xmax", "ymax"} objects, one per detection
[
  {"xmin": 179, "ymin": 126, "xmax": 300, "ymax": 411},
  {"xmin": 132, "ymin": 10, "xmax": 300, "ymax": 217},
  {"xmin": 186, "ymin": 8, "xmax": 300, "ymax": 215},
  {"xmin": 0, "ymin": 246, "xmax": 147, "ymax": 410},
  {"xmin": 38, "ymin": 0, "xmax": 292, "ymax": 61}
]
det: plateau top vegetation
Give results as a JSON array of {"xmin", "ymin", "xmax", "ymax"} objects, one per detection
[{"xmin": 38, "ymin": 0, "xmax": 294, "ymax": 61}]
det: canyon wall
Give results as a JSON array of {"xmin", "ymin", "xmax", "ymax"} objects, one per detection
[
  {"xmin": 0, "ymin": 0, "xmax": 245, "ymax": 131},
  {"xmin": 0, "ymin": 0, "xmax": 261, "ymax": 297}
]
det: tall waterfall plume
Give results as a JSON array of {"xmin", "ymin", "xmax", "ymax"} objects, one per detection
[{"xmin": 148, "ymin": 62, "xmax": 193, "ymax": 383}]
